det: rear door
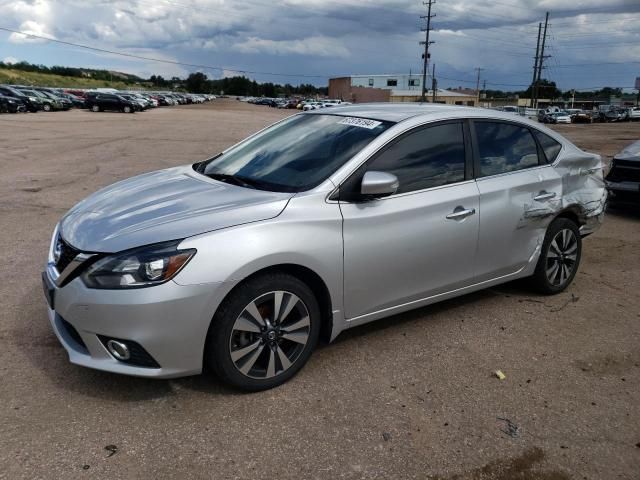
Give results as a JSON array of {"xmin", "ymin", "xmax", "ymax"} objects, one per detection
[
  {"xmin": 471, "ymin": 120, "xmax": 562, "ymax": 282},
  {"xmin": 340, "ymin": 121, "xmax": 479, "ymax": 320}
]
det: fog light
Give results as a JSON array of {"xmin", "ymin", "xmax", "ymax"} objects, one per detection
[{"xmin": 106, "ymin": 340, "xmax": 131, "ymax": 361}]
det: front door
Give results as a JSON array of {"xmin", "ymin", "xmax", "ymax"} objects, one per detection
[{"xmin": 339, "ymin": 121, "xmax": 479, "ymax": 320}]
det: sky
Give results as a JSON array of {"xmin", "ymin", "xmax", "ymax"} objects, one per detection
[{"xmin": 0, "ymin": 0, "xmax": 639, "ymax": 92}]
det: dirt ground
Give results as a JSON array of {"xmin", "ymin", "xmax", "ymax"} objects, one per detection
[{"xmin": 0, "ymin": 100, "xmax": 639, "ymax": 480}]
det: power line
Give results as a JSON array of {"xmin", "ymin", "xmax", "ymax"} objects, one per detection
[{"xmin": 0, "ymin": 26, "xmax": 330, "ymax": 79}]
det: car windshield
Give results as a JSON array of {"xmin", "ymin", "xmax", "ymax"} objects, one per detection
[{"xmin": 197, "ymin": 114, "xmax": 393, "ymax": 192}]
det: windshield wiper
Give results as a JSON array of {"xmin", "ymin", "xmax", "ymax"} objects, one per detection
[{"xmin": 204, "ymin": 172, "xmax": 260, "ymax": 190}]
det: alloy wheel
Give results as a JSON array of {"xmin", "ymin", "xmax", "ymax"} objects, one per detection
[
  {"xmin": 229, "ymin": 291, "xmax": 311, "ymax": 379},
  {"xmin": 545, "ymin": 228, "xmax": 578, "ymax": 286}
]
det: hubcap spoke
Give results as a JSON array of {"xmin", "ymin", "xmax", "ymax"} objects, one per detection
[
  {"xmin": 238, "ymin": 344, "xmax": 265, "ymax": 375},
  {"xmin": 281, "ymin": 316, "xmax": 310, "ymax": 332},
  {"xmin": 266, "ymin": 348, "xmax": 276, "ymax": 378},
  {"xmin": 277, "ymin": 294, "xmax": 299, "ymax": 324},
  {"xmin": 231, "ymin": 339, "xmax": 262, "ymax": 362},
  {"xmin": 282, "ymin": 331, "xmax": 309, "ymax": 345},
  {"xmin": 244, "ymin": 300, "xmax": 266, "ymax": 326},
  {"xmin": 546, "ymin": 229, "xmax": 578, "ymax": 286},
  {"xmin": 234, "ymin": 316, "xmax": 262, "ymax": 333},
  {"xmin": 276, "ymin": 345, "xmax": 292, "ymax": 370}
]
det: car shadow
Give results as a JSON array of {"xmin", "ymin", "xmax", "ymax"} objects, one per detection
[
  {"xmin": 17, "ymin": 276, "xmax": 543, "ymax": 400},
  {"xmin": 326, "ymin": 279, "xmax": 537, "ymax": 346},
  {"xmin": 605, "ymin": 202, "xmax": 640, "ymax": 220}
]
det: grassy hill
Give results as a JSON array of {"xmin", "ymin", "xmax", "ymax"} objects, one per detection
[{"xmin": 0, "ymin": 67, "xmax": 149, "ymax": 89}]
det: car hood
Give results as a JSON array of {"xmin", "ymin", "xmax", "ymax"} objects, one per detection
[
  {"xmin": 614, "ymin": 139, "xmax": 640, "ymax": 162},
  {"xmin": 60, "ymin": 166, "xmax": 293, "ymax": 253}
]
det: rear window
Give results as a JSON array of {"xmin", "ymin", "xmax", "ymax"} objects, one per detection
[{"xmin": 533, "ymin": 130, "xmax": 562, "ymax": 163}]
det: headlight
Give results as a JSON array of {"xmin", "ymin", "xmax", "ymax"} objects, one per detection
[{"xmin": 81, "ymin": 241, "xmax": 196, "ymax": 289}]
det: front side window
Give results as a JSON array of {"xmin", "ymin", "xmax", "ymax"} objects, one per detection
[
  {"xmin": 199, "ymin": 114, "xmax": 392, "ymax": 192},
  {"xmin": 475, "ymin": 121, "xmax": 539, "ymax": 177},
  {"xmin": 533, "ymin": 129, "xmax": 562, "ymax": 163},
  {"xmin": 364, "ymin": 122, "xmax": 466, "ymax": 194}
]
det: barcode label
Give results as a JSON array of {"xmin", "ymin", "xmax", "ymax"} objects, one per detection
[{"xmin": 338, "ymin": 117, "xmax": 382, "ymax": 129}]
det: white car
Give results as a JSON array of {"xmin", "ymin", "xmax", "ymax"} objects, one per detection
[{"xmin": 303, "ymin": 102, "xmax": 323, "ymax": 111}]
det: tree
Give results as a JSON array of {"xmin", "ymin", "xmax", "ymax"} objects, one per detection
[{"xmin": 185, "ymin": 72, "xmax": 209, "ymax": 93}]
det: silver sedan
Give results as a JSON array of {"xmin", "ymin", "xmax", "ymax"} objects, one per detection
[{"xmin": 43, "ymin": 104, "xmax": 606, "ymax": 390}]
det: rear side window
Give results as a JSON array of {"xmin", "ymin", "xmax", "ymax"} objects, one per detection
[
  {"xmin": 475, "ymin": 121, "xmax": 539, "ymax": 177},
  {"xmin": 533, "ymin": 130, "xmax": 562, "ymax": 163},
  {"xmin": 366, "ymin": 122, "xmax": 466, "ymax": 194}
]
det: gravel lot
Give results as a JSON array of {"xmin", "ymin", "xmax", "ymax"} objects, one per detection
[{"xmin": 0, "ymin": 101, "xmax": 639, "ymax": 479}]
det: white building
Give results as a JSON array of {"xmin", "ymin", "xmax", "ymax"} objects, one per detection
[{"xmin": 349, "ymin": 73, "xmax": 428, "ymax": 91}]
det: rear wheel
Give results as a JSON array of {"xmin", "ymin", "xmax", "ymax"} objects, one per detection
[
  {"xmin": 206, "ymin": 273, "xmax": 320, "ymax": 391},
  {"xmin": 91, "ymin": 105, "xmax": 100, "ymax": 112},
  {"xmin": 531, "ymin": 218, "xmax": 582, "ymax": 294}
]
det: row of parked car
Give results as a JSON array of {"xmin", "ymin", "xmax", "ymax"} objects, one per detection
[
  {"xmin": 0, "ymin": 85, "xmax": 216, "ymax": 114},
  {"xmin": 537, "ymin": 107, "xmax": 640, "ymax": 124},
  {"xmin": 237, "ymin": 96, "xmax": 351, "ymax": 110}
]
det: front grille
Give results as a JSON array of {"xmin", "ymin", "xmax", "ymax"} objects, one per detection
[
  {"xmin": 55, "ymin": 236, "xmax": 80, "ymax": 273},
  {"xmin": 59, "ymin": 317, "xmax": 88, "ymax": 351},
  {"xmin": 606, "ymin": 160, "xmax": 640, "ymax": 183},
  {"xmin": 97, "ymin": 336, "xmax": 161, "ymax": 368}
]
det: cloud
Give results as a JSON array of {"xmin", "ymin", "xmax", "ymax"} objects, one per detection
[
  {"xmin": 0, "ymin": 0, "xmax": 638, "ymax": 90},
  {"xmin": 233, "ymin": 36, "xmax": 350, "ymax": 58},
  {"xmin": 3, "ymin": 56, "xmax": 19, "ymax": 64}
]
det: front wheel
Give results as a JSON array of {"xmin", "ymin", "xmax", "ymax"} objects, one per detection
[
  {"xmin": 43, "ymin": 104, "xmax": 51, "ymax": 112},
  {"xmin": 206, "ymin": 273, "xmax": 320, "ymax": 391},
  {"xmin": 530, "ymin": 218, "xmax": 582, "ymax": 294},
  {"xmin": 123, "ymin": 105, "xmax": 132, "ymax": 113},
  {"xmin": 91, "ymin": 105, "xmax": 100, "ymax": 112}
]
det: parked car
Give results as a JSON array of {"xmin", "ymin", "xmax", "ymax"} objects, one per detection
[
  {"xmin": 605, "ymin": 139, "xmax": 640, "ymax": 204},
  {"xmin": 544, "ymin": 112, "xmax": 572, "ymax": 124},
  {"xmin": 85, "ymin": 93, "xmax": 137, "ymax": 113},
  {"xmin": 58, "ymin": 92, "xmax": 86, "ymax": 108},
  {"xmin": 604, "ymin": 108, "xmax": 627, "ymax": 122},
  {"xmin": 118, "ymin": 94, "xmax": 147, "ymax": 111},
  {"xmin": 0, "ymin": 85, "xmax": 40, "ymax": 112},
  {"xmin": 18, "ymin": 89, "xmax": 63, "ymax": 111},
  {"xmin": 43, "ymin": 105, "xmax": 605, "ymax": 391},
  {"xmin": 625, "ymin": 107, "xmax": 640, "ymax": 121},
  {"xmin": 571, "ymin": 111, "xmax": 593, "ymax": 124},
  {"xmin": 0, "ymin": 94, "xmax": 27, "ymax": 113}
]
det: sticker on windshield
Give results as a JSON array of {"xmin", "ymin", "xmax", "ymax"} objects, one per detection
[{"xmin": 338, "ymin": 117, "xmax": 382, "ymax": 129}]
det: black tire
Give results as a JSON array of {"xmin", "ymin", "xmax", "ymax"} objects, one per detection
[
  {"xmin": 206, "ymin": 273, "xmax": 320, "ymax": 391},
  {"xmin": 530, "ymin": 218, "xmax": 582, "ymax": 294}
]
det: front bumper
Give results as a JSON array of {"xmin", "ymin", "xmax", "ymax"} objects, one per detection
[{"xmin": 44, "ymin": 270, "xmax": 235, "ymax": 378}]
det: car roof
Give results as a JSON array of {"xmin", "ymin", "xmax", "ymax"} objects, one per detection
[{"xmin": 304, "ymin": 102, "xmax": 538, "ymax": 124}]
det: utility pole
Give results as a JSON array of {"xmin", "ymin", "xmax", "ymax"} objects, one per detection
[
  {"xmin": 475, "ymin": 67, "xmax": 483, "ymax": 107},
  {"xmin": 431, "ymin": 63, "xmax": 437, "ymax": 102},
  {"xmin": 482, "ymin": 79, "xmax": 486, "ymax": 106},
  {"xmin": 534, "ymin": 12, "xmax": 550, "ymax": 109},
  {"xmin": 420, "ymin": 0, "xmax": 435, "ymax": 102},
  {"xmin": 530, "ymin": 22, "xmax": 542, "ymax": 108}
]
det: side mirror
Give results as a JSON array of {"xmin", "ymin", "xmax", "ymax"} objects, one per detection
[{"xmin": 360, "ymin": 171, "xmax": 399, "ymax": 198}]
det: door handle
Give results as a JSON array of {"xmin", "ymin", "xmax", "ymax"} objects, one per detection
[
  {"xmin": 534, "ymin": 191, "xmax": 556, "ymax": 201},
  {"xmin": 446, "ymin": 207, "xmax": 476, "ymax": 220}
]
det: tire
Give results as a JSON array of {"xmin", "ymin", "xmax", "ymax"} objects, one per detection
[
  {"xmin": 91, "ymin": 105, "xmax": 100, "ymax": 112},
  {"xmin": 206, "ymin": 273, "xmax": 321, "ymax": 391},
  {"xmin": 43, "ymin": 104, "xmax": 51, "ymax": 112},
  {"xmin": 530, "ymin": 218, "xmax": 582, "ymax": 294},
  {"xmin": 123, "ymin": 105, "xmax": 132, "ymax": 113}
]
